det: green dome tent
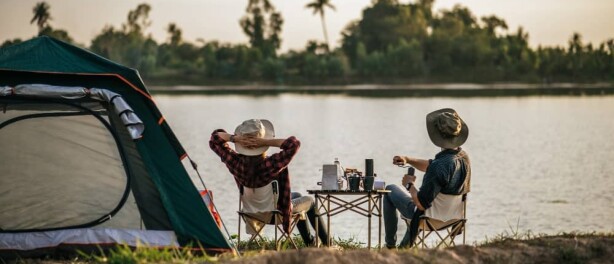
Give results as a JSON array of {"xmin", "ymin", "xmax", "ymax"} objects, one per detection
[{"xmin": 0, "ymin": 36, "xmax": 233, "ymax": 257}]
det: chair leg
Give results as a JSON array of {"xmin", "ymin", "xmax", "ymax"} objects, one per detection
[
  {"xmin": 238, "ymin": 215, "xmax": 242, "ymax": 248},
  {"xmin": 240, "ymin": 214, "xmax": 270, "ymax": 249},
  {"xmin": 423, "ymin": 220, "xmax": 467, "ymax": 249},
  {"xmin": 420, "ymin": 219, "xmax": 427, "ymax": 248},
  {"xmin": 275, "ymin": 217, "xmax": 283, "ymax": 251},
  {"xmin": 462, "ymin": 220, "xmax": 466, "ymax": 245},
  {"xmin": 426, "ymin": 220, "xmax": 449, "ymax": 249},
  {"xmin": 274, "ymin": 214, "xmax": 301, "ymax": 250},
  {"xmin": 286, "ymin": 215, "xmax": 301, "ymax": 249},
  {"xmin": 238, "ymin": 213, "xmax": 303, "ymax": 251},
  {"xmin": 449, "ymin": 221, "xmax": 466, "ymax": 246}
]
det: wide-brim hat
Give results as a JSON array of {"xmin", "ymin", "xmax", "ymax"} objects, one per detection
[
  {"xmin": 426, "ymin": 108, "xmax": 469, "ymax": 149},
  {"xmin": 234, "ymin": 119, "xmax": 275, "ymax": 156}
]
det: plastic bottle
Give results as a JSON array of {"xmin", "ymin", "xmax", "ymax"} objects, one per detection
[
  {"xmin": 334, "ymin": 158, "xmax": 344, "ymax": 176},
  {"xmin": 334, "ymin": 158, "xmax": 345, "ymax": 190}
]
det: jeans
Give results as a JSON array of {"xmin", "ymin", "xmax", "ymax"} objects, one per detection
[
  {"xmin": 291, "ymin": 192, "xmax": 330, "ymax": 245},
  {"xmin": 383, "ymin": 184, "xmax": 417, "ymax": 248}
]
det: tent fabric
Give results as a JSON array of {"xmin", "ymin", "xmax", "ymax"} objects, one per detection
[
  {"xmin": 0, "ymin": 84, "xmax": 144, "ymax": 139},
  {"xmin": 0, "ymin": 228, "xmax": 178, "ymax": 251},
  {"xmin": 107, "ymin": 110, "xmax": 174, "ymax": 231},
  {"xmin": 0, "ymin": 36, "xmax": 147, "ymax": 97},
  {"xmin": 1, "ymin": 86, "xmax": 12, "ymax": 95},
  {"xmin": 0, "ymin": 103, "xmax": 136, "ymax": 230},
  {"xmin": 0, "ymin": 36, "xmax": 186, "ymax": 156},
  {"xmin": 0, "ymin": 36, "xmax": 232, "ymax": 252}
]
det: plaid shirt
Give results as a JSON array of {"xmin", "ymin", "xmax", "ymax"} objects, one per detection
[{"xmin": 209, "ymin": 129, "xmax": 300, "ymax": 233}]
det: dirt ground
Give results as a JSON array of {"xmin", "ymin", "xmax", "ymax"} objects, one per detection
[
  {"xmin": 4, "ymin": 234, "xmax": 613, "ymax": 263},
  {"xmin": 226, "ymin": 234, "xmax": 614, "ymax": 264}
]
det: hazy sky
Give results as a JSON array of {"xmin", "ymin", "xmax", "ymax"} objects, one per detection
[{"xmin": 1, "ymin": 0, "xmax": 612, "ymax": 51}]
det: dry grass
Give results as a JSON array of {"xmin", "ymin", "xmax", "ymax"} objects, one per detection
[{"xmin": 4, "ymin": 232, "xmax": 613, "ymax": 264}]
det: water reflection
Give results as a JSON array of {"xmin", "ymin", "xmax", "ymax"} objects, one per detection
[{"xmin": 155, "ymin": 94, "xmax": 614, "ymax": 244}]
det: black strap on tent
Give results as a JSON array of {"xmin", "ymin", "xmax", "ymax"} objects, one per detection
[
  {"xmin": 109, "ymin": 94, "xmax": 121, "ymax": 104},
  {"xmin": 0, "ymin": 111, "xmax": 90, "ymax": 130},
  {"xmin": 0, "ymin": 97, "xmax": 133, "ymax": 233},
  {"xmin": 118, "ymin": 109, "xmax": 132, "ymax": 117}
]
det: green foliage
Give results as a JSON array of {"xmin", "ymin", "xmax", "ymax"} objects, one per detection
[
  {"xmin": 79, "ymin": 244, "xmax": 219, "ymax": 264},
  {"xmin": 38, "ymin": 26, "xmax": 73, "ymax": 44},
  {"xmin": 30, "ymin": 1, "xmax": 51, "ymax": 33},
  {"xmin": 240, "ymin": 0, "xmax": 283, "ymax": 58},
  {"xmin": 7, "ymin": 0, "xmax": 612, "ymax": 85},
  {"xmin": 1, "ymin": 38, "xmax": 23, "ymax": 49},
  {"xmin": 260, "ymin": 57, "xmax": 285, "ymax": 83},
  {"xmin": 27, "ymin": 1, "xmax": 75, "ymax": 44},
  {"xmin": 305, "ymin": 0, "xmax": 336, "ymax": 48},
  {"xmin": 332, "ymin": 236, "xmax": 365, "ymax": 250},
  {"xmin": 125, "ymin": 3, "xmax": 152, "ymax": 34},
  {"xmin": 341, "ymin": 1, "xmax": 613, "ymax": 83},
  {"xmin": 231, "ymin": 233, "xmax": 363, "ymax": 251},
  {"xmin": 90, "ymin": 3, "xmax": 157, "ymax": 75}
]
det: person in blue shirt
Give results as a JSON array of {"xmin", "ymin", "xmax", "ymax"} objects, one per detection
[{"xmin": 384, "ymin": 108, "xmax": 471, "ymax": 248}]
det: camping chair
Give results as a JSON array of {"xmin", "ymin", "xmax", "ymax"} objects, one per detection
[
  {"xmin": 402, "ymin": 193, "xmax": 467, "ymax": 248},
  {"xmin": 237, "ymin": 181, "xmax": 305, "ymax": 250}
]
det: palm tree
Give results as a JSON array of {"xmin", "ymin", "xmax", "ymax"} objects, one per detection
[
  {"xmin": 167, "ymin": 23, "xmax": 182, "ymax": 46},
  {"xmin": 30, "ymin": 2, "xmax": 52, "ymax": 33},
  {"xmin": 305, "ymin": 0, "xmax": 335, "ymax": 49}
]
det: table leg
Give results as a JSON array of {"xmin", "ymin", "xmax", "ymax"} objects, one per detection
[
  {"xmin": 327, "ymin": 195, "xmax": 331, "ymax": 247},
  {"xmin": 378, "ymin": 193, "xmax": 382, "ymax": 248},
  {"xmin": 314, "ymin": 193, "xmax": 319, "ymax": 248},
  {"xmin": 368, "ymin": 193, "xmax": 372, "ymax": 249}
]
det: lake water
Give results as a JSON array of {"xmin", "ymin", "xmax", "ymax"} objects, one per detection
[{"xmin": 155, "ymin": 94, "xmax": 614, "ymax": 245}]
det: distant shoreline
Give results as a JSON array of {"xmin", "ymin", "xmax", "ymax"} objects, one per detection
[{"xmin": 149, "ymin": 83, "xmax": 614, "ymax": 97}]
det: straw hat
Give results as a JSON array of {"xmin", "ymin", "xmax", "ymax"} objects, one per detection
[
  {"xmin": 426, "ymin": 108, "xmax": 469, "ymax": 149},
  {"xmin": 234, "ymin": 119, "xmax": 275, "ymax": 156}
]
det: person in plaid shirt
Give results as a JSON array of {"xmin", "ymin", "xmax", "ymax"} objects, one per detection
[{"xmin": 209, "ymin": 119, "xmax": 330, "ymax": 246}]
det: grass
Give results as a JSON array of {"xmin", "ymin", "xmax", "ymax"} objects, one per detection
[
  {"xmin": 231, "ymin": 234, "xmax": 365, "ymax": 251},
  {"xmin": 9, "ymin": 231, "xmax": 612, "ymax": 263},
  {"xmin": 477, "ymin": 229, "xmax": 614, "ymax": 264},
  {"xmin": 51, "ymin": 235, "xmax": 366, "ymax": 264},
  {"xmin": 77, "ymin": 244, "xmax": 222, "ymax": 264}
]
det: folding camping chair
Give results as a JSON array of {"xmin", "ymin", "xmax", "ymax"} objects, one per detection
[
  {"xmin": 403, "ymin": 193, "xmax": 467, "ymax": 248},
  {"xmin": 237, "ymin": 181, "xmax": 305, "ymax": 250}
]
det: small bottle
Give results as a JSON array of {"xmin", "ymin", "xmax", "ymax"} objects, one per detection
[{"xmin": 334, "ymin": 158, "xmax": 344, "ymax": 176}]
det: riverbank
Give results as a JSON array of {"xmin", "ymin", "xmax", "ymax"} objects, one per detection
[
  {"xmin": 228, "ymin": 233, "xmax": 614, "ymax": 264},
  {"xmin": 8, "ymin": 233, "xmax": 612, "ymax": 263},
  {"xmin": 149, "ymin": 83, "xmax": 614, "ymax": 97}
]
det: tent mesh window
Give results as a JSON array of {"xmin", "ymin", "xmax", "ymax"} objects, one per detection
[{"xmin": 0, "ymin": 100, "xmax": 140, "ymax": 231}]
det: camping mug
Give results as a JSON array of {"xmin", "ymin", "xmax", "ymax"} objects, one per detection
[
  {"xmin": 348, "ymin": 176, "xmax": 361, "ymax": 191},
  {"xmin": 363, "ymin": 176, "xmax": 375, "ymax": 191}
]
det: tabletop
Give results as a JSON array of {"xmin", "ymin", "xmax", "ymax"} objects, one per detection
[{"xmin": 307, "ymin": 189, "xmax": 391, "ymax": 194}]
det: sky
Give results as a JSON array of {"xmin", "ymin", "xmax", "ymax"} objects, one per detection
[{"xmin": 1, "ymin": 0, "xmax": 613, "ymax": 52}]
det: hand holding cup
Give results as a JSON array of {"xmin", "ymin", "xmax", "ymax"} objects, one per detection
[
  {"xmin": 393, "ymin": 156, "xmax": 406, "ymax": 166},
  {"xmin": 402, "ymin": 174, "xmax": 416, "ymax": 186}
]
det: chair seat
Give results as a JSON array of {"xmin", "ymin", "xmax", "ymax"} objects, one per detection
[
  {"xmin": 418, "ymin": 216, "xmax": 466, "ymax": 231},
  {"xmin": 238, "ymin": 210, "xmax": 305, "ymax": 225},
  {"xmin": 400, "ymin": 193, "xmax": 468, "ymax": 249},
  {"xmin": 237, "ymin": 181, "xmax": 306, "ymax": 251}
]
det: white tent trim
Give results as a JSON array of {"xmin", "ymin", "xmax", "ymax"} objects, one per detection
[
  {"xmin": 0, "ymin": 84, "xmax": 144, "ymax": 139},
  {"xmin": 0, "ymin": 228, "xmax": 178, "ymax": 250}
]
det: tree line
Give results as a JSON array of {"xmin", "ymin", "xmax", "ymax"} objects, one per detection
[{"xmin": 2, "ymin": 0, "xmax": 613, "ymax": 84}]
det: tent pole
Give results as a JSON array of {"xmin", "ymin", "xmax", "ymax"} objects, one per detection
[{"xmin": 188, "ymin": 156, "xmax": 240, "ymax": 255}]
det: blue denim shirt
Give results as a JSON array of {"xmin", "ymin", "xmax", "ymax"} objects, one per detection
[{"xmin": 417, "ymin": 148, "xmax": 471, "ymax": 210}]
